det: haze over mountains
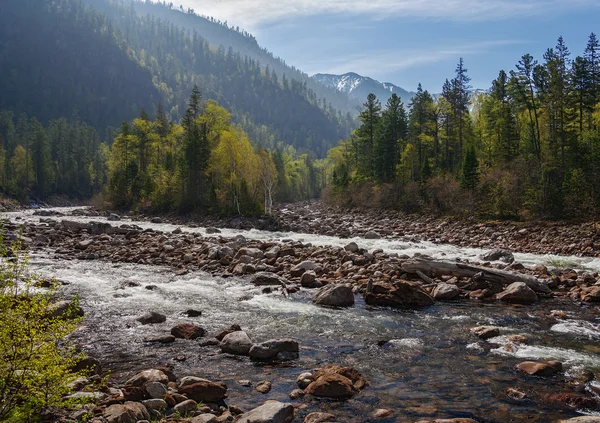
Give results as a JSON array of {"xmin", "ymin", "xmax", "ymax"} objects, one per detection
[{"xmin": 312, "ymin": 72, "xmax": 416, "ymax": 106}]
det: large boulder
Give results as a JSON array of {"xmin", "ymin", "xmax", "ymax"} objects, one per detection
[
  {"xmin": 470, "ymin": 326, "xmax": 500, "ymax": 340},
  {"xmin": 249, "ymin": 339, "xmax": 299, "ymax": 360},
  {"xmin": 305, "ymin": 365, "xmax": 367, "ymax": 399},
  {"xmin": 124, "ymin": 369, "xmax": 169, "ymax": 387},
  {"xmin": 291, "ymin": 261, "xmax": 316, "ymax": 277},
  {"xmin": 364, "ymin": 281, "xmax": 434, "ymax": 309},
  {"xmin": 312, "ymin": 284, "xmax": 354, "ymax": 307},
  {"xmin": 178, "ymin": 380, "xmax": 228, "ymax": 403},
  {"xmin": 497, "ymin": 282, "xmax": 538, "ymax": 304},
  {"xmin": 252, "ymin": 272, "xmax": 287, "ymax": 286},
  {"xmin": 481, "ymin": 248, "xmax": 514, "ymax": 263},
  {"xmin": 136, "ymin": 312, "xmax": 166, "ymax": 325},
  {"xmin": 171, "ymin": 323, "xmax": 206, "ymax": 339},
  {"xmin": 432, "ymin": 283, "xmax": 461, "ymax": 301},
  {"xmin": 516, "ymin": 361, "xmax": 560, "ymax": 377},
  {"xmin": 220, "ymin": 331, "xmax": 253, "ymax": 355},
  {"xmin": 237, "ymin": 401, "xmax": 294, "ymax": 423},
  {"xmin": 103, "ymin": 402, "xmax": 149, "ymax": 423}
]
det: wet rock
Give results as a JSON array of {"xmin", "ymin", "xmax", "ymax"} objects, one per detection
[
  {"xmin": 344, "ymin": 242, "xmax": 359, "ymax": 253},
  {"xmin": 238, "ymin": 247, "xmax": 264, "ymax": 260},
  {"xmin": 191, "ymin": 414, "xmax": 218, "ymax": 423},
  {"xmin": 300, "ymin": 271, "xmax": 320, "ymax": 288},
  {"xmin": 216, "ymin": 324, "xmax": 242, "ymax": 341},
  {"xmin": 470, "ymin": 326, "xmax": 500, "ymax": 340},
  {"xmin": 136, "ymin": 312, "xmax": 166, "ymax": 325},
  {"xmin": 289, "ymin": 389, "xmax": 305, "ymax": 400},
  {"xmin": 291, "ymin": 260, "xmax": 316, "ymax": 277},
  {"xmin": 481, "ymin": 248, "xmax": 514, "ymax": 263},
  {"xmin": 305, "ymin": 365, "xmax": 367, "ymax": 399},
  {"xmin": 151, "ymin": 217, "xmax": 162, "ymax": 223},
  {"xmin": 141, "ymin": 398, "xmax": 167, "ymax": 411},
  {"xmin": 125, "ymin": 369, "xmax": 170, "ymax": 387},
  {"xmin": 364, "ymin": 230, "xmax": 380, "ymax": 239},
  {"xmin": 505, "ymin": 387, "xmax": 527, "ymax": 400},
  {"xmin": 559, "ymin": 418, "xmax": 600, "ymax": 423},
  {"xmin": 304, "ymin": 412, "xmax": 336, "ymax": 423},
  {"xmin": 497, "ymin": 282, "xmax": 538, "ymax": 304},
  {"xmin": 580, "ymin": 286, "xmax": 600, "ymax": 302},
  {"xmin": 249, "ymin": 339, "xmax": 299, "ymax": 360},
  {"xmin": 364, "ymin": 281, "xmax": 434, "ymax": 309},
  {"xmin": 144, "ymin": 335, "xmax": 175, "ymax": 344},
  {"xmin": 184, "ymin": 309, "xmax": 203, "ymax": 317},
  {"xmin": 516, "ymin": 361, "xmax": 560, "ymax": 377},
  {"xmin": 220, "ymin": 331, "xmax": 253, "ymax": 355},
  {"xmin": 544, "ymin": 392, "xmax": 598, "ymax": 409},
  {"xmin": 144, "ymin": 381, "xmax": 168, "ymax": 399},
  {"xmin": 296, "ymin": 372, "xmax": 314, "ymax": 389},
  {"xmin": 173, "ymin": 399, "xmax": 198, "ymax": 415},
  {"xmin": 312, "ymin": 284, "xmax": 354, "ymax": 307},
  {"xmin": 237, "ymin": 401, "xmax": 294, "ymax": 423},
  {"xmin": 372, "ymin": 409, "xmax": 393, "ymax": 419},
  {"xmin": 178, "ymin": 380, "xmax": 228, "ymax": 403},
  {"xmin": 432, "ymin": 283, "xmax": 461, "ymax": 300},
  {"xmin": 171, "ymin": 323, "xmax": 206, "ymax": 339},
  {"xmin": 233, "ymin": 263, "xmax": 256, "ymax": 275},
  {"xmin": 255, "ymin": 380, "xmax": 272, "ymax": 394},
  {"xmin": 107, "ymin": 213, "xmax": 121, "ymax": 221},
  {"xmin": 252, "ymin": 272, "xmax": 287, "ymax": 286},
  {"xmin": 237, "ymin": 379, "xmax": 252, "ymax": 387},
  {"xmin": 103, "ymin": 402, "xmax": 149, "ymax": 423}
]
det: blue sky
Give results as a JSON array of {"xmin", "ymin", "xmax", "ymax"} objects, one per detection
[{"xmin": 172, "ymin": 0, "xmax": 599, "ymax": 92}]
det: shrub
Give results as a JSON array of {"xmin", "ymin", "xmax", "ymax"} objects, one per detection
[{"xmin": 0, "ymin": 236, "xmax": 83, "ymax": 422}]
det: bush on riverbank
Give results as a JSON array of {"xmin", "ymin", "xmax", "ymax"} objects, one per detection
[{"xmin": 0, "ymin": 236, "xmax": 83, "ymax": 422}]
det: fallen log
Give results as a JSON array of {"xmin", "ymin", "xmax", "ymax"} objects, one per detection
[{"xmin": 401, "ymin": 258, "xmax": 551, "ymax": 294}]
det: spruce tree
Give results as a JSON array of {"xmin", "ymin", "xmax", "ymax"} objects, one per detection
[{"xmin": 460, "ymin": 145, "xmax": 479, "ymax": 190}]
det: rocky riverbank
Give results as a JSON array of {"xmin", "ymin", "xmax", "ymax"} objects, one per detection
[{"xmin": 3, "ymin": 208, "xmax": 600, "ymax": 422}]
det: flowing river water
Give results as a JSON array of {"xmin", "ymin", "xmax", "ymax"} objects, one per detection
[{"xmin": 4, "ymin": 208, "xmax": 600, "ymax": 422}]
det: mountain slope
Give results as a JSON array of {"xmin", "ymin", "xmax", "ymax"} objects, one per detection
[{"xmin": 313, "ymin": 72, "xmax": 415, "ymax": 106}]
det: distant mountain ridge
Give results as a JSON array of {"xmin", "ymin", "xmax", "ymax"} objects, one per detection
[{"xmin": 312, "ymin": 72, "xmax": 416, "ymax": 105}]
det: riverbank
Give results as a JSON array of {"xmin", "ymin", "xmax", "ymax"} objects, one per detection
[{"xmin": 3, "ymin": 207, "xmax": 600, "ymax": 422}]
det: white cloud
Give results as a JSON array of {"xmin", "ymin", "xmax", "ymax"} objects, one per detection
[
  {"xmin": 302, "ymin": 40, "xmax": 526, "ymax": 77},
  {"xmin": 169, "ymin": 0, "xmax": 597, "ymax": 29}
]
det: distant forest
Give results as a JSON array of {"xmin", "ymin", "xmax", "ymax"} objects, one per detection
[{"xmin": 327, "ymin": 35, "xmax": 600, "ymax": 220}]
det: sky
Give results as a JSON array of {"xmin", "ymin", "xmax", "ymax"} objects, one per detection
[{"xmin": 168, "ymin": 0, "xmax": 599, "ymax": 92}]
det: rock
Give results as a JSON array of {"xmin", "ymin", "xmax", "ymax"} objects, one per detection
[
  {"xmin": 516, "ymin": 361, "xmax": 560, "ymax": 377},
  {"xmin": 141, "ymin": 399, "xmax": 167, "ymax": 411},
  {"xmin": 173, "ymin": 399, "xmax": 198, "ymax": 415},
  {"xmin": 220, "ymin": 331, "xmax": 253, "ymax": 355},
  {"xmin": 171, "ymin": 323, "xmax": 206, "ymax": 339},
  {"xmin": 372, "ymin": 408, "xmax": 394, "ymax": 418},
  {"xmin": 249, "ymin": 339, "xmax": 299, "ymax": 360},
  {"xmin": 545, "ymin": 392, "xmax": 598, "ymax": 409},
  {"xmin": 505, "ymin": 387, "xmax": 527, "ymax": 400},
  {"xmin": 432, "ymin": 283, "xmax": 461, "ymax": 300},
  {"xmin": 289, "ymin": 389, "xmax": 305, "ymax": 400},
  {"xmin": 291, "ymin": 260, "xmax": 316, "ymax": 277},
  {"xmin": 144, "ymin": 335, "xmax": 175, "ymax": 344},
  {"xmin": 255, "ymin": 380, "xmax": 272, "ymax": 394},
  {"xmin": 184, "ymin": 309, "xmax": 203, "ymax": 317},
  {"xmin": 238, "ymin": 247, "xmax": 264, "ymax": 260},
  {"xmin": 124, "ymin": 369, "xmax": 169, "ymax": 387},
  {"xmin": 481, "ymin": 248, "xmax": 514, "ymax": 263},
  {"xmin": 178, "ymin": 380, "xmax": 228, "ymax": 403},
  {"xmin": 344, "ymin": 242, "xmax": 359, "ymax": 253},
  {"xmin": 48, "ymin": 299, "xmax": 84, "ymax": 319},
  {"xmin": 559, "ymin": 418, "xmax": 600, "ymax": 423},
  {"xmin": 218, "ymin": 246, "xmax": 234, "ymax": 259},
  {"xmin": 415, "ymin": 420, "xmax": 479, "ymax": 423},
  {"xmin": 580, "ymin": 286, "xmax": 600, "ymax": 302},
  {"xmin": 206, "ymin": 227, "xmax": 221, "ymax": 234},
  {"xmin": 497, "ymin": 282, "xmax": 538, "ymax": 304},
  {"xmin": 144, "ymin": 381, "xmax": 168, "ymax": 399},
  {"xmin": 136, "ymin": 312, "xmax": 166, "ymax": 325},
  {"xmin": 103, "ymin": 402, "xmax": 149, "ymax": 423},
  {"xmin": 364, "ymin": 281, "xmax": 434, "ymax": 309},
  {"xmin": 296, "ymin": 372, "xmax": 314, "ymax": 389},
  {"xmin": 107, "ymin": 213, "xmax": 121, "ymax": 221},
  {"xmin": 76, "ymin": 239, "xmax": 94, "ymax": 250},
  {"xmin": 470, "ymin": 326, "xmax": 500, "ymax": 340},
  {"xmin": 304, "ymin": 412, "xmax": 336, "ymax": 423},
  {"xmin": 252, "ymin": 272, "xmax": 287, "ymax": 286},
  {"xmin": 191, "ymin": 414, "xmax": 218, "ymax": 423},
  {"xmin": 300, "ymin": 271, "xmax": 320, "ymax": 288},
  {"xmin": 305, "ymin": 373, "xmax": 356, "ymax": 399},
  {"xmin": 122, "ymin": 386, "xmax": 145, "ymax": 401},
  {"xmin": 237, "ymin": 401, "xmax": 294, "ymax": 423},
  {"xmin": 233, "ymin": 263, "xmax": 256, "ymax": 275},
  {"xmin": 364, "ymin": 231, "xmax": 380, "ymax": 239},
  {"xmin": 312, "ymin": 284, "xmax": 354, "ymax": 307},
  {"xmin": 216, "ymin": 324, "xmax": 242, "ymax": 341}
]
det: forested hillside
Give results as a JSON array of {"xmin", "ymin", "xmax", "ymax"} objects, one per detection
[
  {"xmin": 0, "ymin": 0, "xmax": 355, "ymax": 159},
  {"xmin": 327, "ymin": 35, "xmax": 600, "ymax": 220}
]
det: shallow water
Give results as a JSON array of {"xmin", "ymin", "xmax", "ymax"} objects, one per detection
[{"xmin": 6, "ymin": 208, "xmax": 600, "ymax": 422}]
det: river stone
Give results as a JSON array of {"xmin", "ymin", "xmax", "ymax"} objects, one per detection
[
  {"xmin": 364, "ymin": 230, "xmax": 380, "ymax": 239},
  {"xmin": 136, "ymin": 312, "xmax": 166, "ymax": 325},
  {"xmin": 364, "ymin": 281, "xmax": 434, "ymax": 309},
  {"xmin": 249, "ymin": 339, "xmax": 299, "ymax": 360},
  {"xmin": 470, "ymin": 326, "xmax": 500, "ymax": 340},
  {"xmin": 372, "ymin": 408, "xmax": 394, "ymax": 418},
  {"xmin": 141, "ymin": 399, "xmax": 167, "ymax": 411},
  {"xmin": 103, "ymin": 402, "xmax": 149, "ymax": 423},
  {"xmin": 144, "ymin": 381, "xmax": 168, "ymax": 399},
  {"xmin": 171, "ymin": 323, "xmax": 206, "ymax": 339},
  {"xmin": 481, "ymin": 248, "xmax": 514, "ymax": 263},
  {"xmin": 255, "ymin": 380, "xmax": 272, "ymax": 394},
  {"xmin": 107, "ymin": 213, "xmax": 121, "ymax": 221},
  {"xmin": 305, "ymin": 373, "xmax": 356, "ymax": 398},
  {"xmin": 415, "ymin": 419, "xmax": 479, "ymax": 423},
  {"xmin": 291, "ymin": 260, "xmax": 316, "ymax": 277},
  {"xmin": 296, "ymin": 372, "xmax": 314, "ymax": 389},
  {"xmin": 265, "ymin": 245, "xmax": 280, "ymax": 259},
  {"xmin": 76, "ymin": 239, "xmax": 94, "ymax": 250},
  {"xmin": 497, "ymin": 282, "xmax": 538, "ymax": 304},
  {"xmin": 191, "ymin": 414, "xmax": 218, "ymax": 423},
  {"xmin": 48, "ymin": 299, "xmax": 84, "ymax": 319},
  {"xmin": 289, "ymin": 389, "xmax": 305, "ymax": 400},
  {"xmin": 580, "ymin": 286, "xmax": 600, "ymax": 302},
  {"xmin": 173, "ymin": 399, "xmax": 197, "ymax": 415},
  {"xmin": 304, "ymin": 412, "xmax": 336, "ymax": 423},
  {"xmin": 516, "ymin": 361, "xmax": 560, "ymax": 377},
  {"xmin": 125, "ymin": 369, "xmax": 169, "ymax": 387},
  {"xmin": 237, "ymin": 401, "xmax": 294, "ymax": 423},
  {"xmin": 344, "ymin": 242, "xmax": 359, "ymax": 253},
  {"xmin": 300, "ymin": 271, "xmax": 320, "ymax": 288},
  {"xmin": 312, "ymin": 284, "xmax": 354, "ymax": 307},
  {"xmin": 432, "ymin": 283, "xmax": 461, "ymax": 300},
  {"xmin": 206, "ymin": 227, "xmax": 221, "ymax": 234},
  {"xmin": 233, "ymin": 263, "xmax": 256, "ymax": 275},
  {"xmin": 559, "ymin": 418, "xmax": 600, "ymax": 422},
  {"xmin": 218, "ymin": 246, "xmax": 234, "ymax": 259},
  {"xmin": 238, "ymin": 247, "xmax": 264, "ymax": 260},
  {"xmin": 220, "ymin": 330, "xmax": 253, "ymax": 355},
  {"xmin": 252, "ymin": 272, "xmax": 286, "ymax": 286}
]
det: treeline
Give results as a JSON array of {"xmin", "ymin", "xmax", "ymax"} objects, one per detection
[
  {"xmin": 326, "ymin": 34, "xmax": 600, "ymax": 220},
  {"xmin": 107, "ymin": 86, "xmax": 324, "ymax": 214},
  {"xmin": 0, "ymin": 111, "xmax": 108, "ymax": 202}
]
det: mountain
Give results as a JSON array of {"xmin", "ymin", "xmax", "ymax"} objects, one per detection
[
  {"xmin": 312, "ymin": 72, "xmax": 416, "ymax": 106},
  {"xmin": 0, "ymin": 0, "xmax": 356, "ymax": 157}
]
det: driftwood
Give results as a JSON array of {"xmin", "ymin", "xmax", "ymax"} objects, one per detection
[{"xmin": 401, "ymin": 258, "xmax": 551, "ymax": 294}]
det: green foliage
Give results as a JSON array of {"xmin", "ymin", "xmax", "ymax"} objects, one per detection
[
  {"xmin": 0, "ymin": 236, "xmax": 83, "ymax": 422},
  {"xmin": 460, "ymin": 145, "xmax": 480, "ymax": 190}
]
